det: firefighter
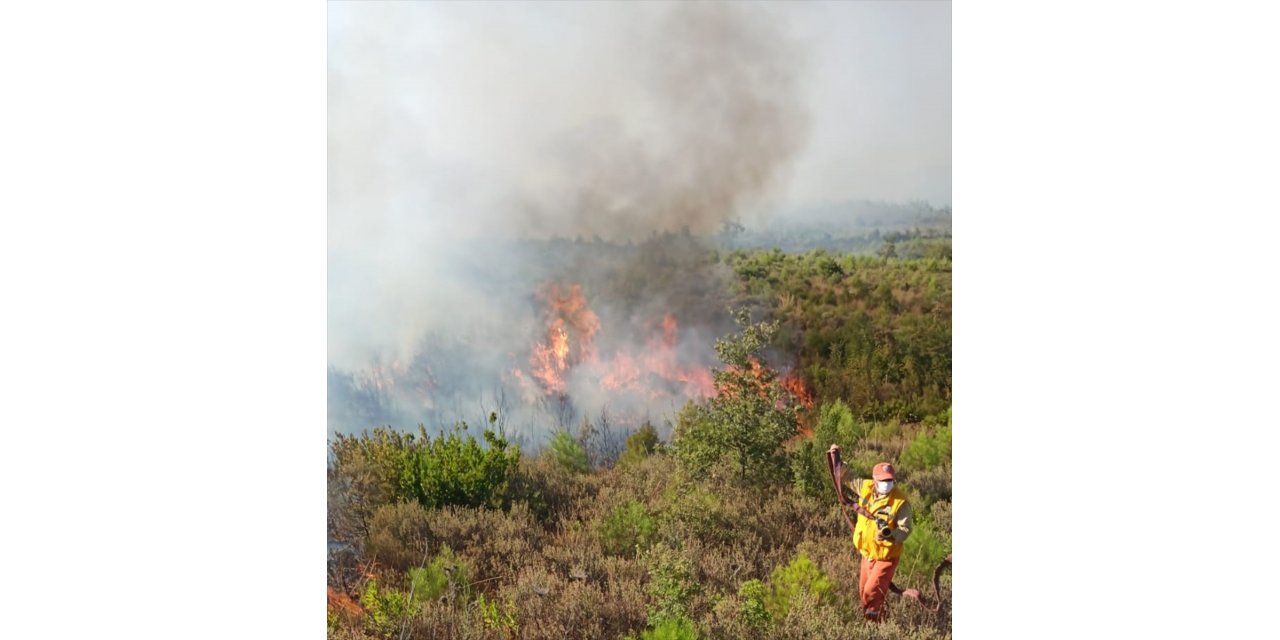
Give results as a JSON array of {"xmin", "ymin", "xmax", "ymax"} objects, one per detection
[{"xmin": 844, "ymin": 460, "xmax": 913, "ymax": 622}]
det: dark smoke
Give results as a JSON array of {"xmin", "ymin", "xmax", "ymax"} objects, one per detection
[{"xmin": 519, "ymin": 2, "xmax": 810, "ymax": 240}]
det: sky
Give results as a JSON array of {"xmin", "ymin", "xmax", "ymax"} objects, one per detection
[{"xmin": 328, "ymin": 0, "xmax": 951, "ymax": 240}]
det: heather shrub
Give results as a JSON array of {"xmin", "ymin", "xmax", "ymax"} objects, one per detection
[
  {"xmin": 422, "ymin": 503, "xmax": 542, "ymax": 581},
  {"xmin": 927, "ymin": 499, "xmax": 951, "ymax": 538},
  {"xmin": 749, "ymin": 487, "xmax": 828, "ymax": 552},
  {"xmin": 903, "ymin": 464, "xmax": 951, "ymax": 514},
  {"xmin": 504, "ymin": 456, "xmax": 594, "ymax": 524},
  {"xmin": 656, "ymin": 481, "xmax": 736, "ymax": 547},
  {"xmin": 364, "ymin": 501, "xmax": 431, "ymax": 571}
]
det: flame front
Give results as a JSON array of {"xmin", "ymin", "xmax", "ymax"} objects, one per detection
[
  {"xmin": 523, "ymin": 285, "xmax": 713, "ymax": 402},
  {"xmin": 528, "ymin": 283, "xmax": 600, "ymax": 395}
]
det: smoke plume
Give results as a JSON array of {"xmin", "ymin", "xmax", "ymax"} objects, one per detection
[{"xmin": 328, "ymin": 2, "xmax": 812, "ymax": 440}]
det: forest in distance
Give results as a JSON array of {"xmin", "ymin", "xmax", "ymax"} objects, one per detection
[{"xmin": 328, "ymin": 202, "xmax": 953, "ymax": 639}]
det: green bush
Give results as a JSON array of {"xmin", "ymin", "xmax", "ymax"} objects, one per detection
[
  {"xmin": 673, "ymin": 310, "xmax": 797, "ymax": 484},
  {"xmin": 618, "ymin": 422, "xmax": 661, "ymax": 467},
  {"xmin": 600, "ymin": 500, "xmax": 657, "ymax": 557},
  {"xmin": 476, "ymin": 592, "xmax": 518, "ymax": 633},
  {"xmin": 791, "ymin": 399, "xmax": 865, "ymax": 498},
  {"xmin": 645, "ymin": 544, "xmax": 700, "ymax": 627},
  {"xmin": 900, "ymin": 425, "xmax": 951, "ymax": 472},
  {"xmin": 359, "ymin": 578, "xmax": 409, "ymax": 638},
  {"xmin": 407, "ymin": 545, "xmax": 469, "ymax": 602},
  {"xmin": 548, "ymin": 429, "xmax": 590, "ymax": 474},
  {"xmin": 897, "ymin": 514, "xmax": 950, "ymax": 583},
  {"xmin": 764, "ymin": 552, "xmax": 835, "ymax": 620},
  {"xmin": 656, "ymin": 481, "xmax": 734, "ymax": 546},
  {"xmin": 638, "ymin": 615, "xmax": 699, "ymax": 640},
  {"xmin": 329, "ymin": 424, "xmax": 520, "ymax": 512},
  {"xmin": 737, "ymin": 579, "xmax": 771, "ymax": 631},
  {"xmin": 411, "ymin": 426, "xmax": 521, "ymax": 509}
]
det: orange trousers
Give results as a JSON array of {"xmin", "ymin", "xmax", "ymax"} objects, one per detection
[{"xmin": 858, "ymin": 556, "xmax": 899, "ymax": 622}]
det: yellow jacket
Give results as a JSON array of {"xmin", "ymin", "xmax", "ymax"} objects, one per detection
[{"xmin": 849, "ymin": 479, "xmax": 913, "ymax": 561}]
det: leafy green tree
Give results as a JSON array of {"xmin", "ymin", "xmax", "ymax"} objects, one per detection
[{"xmin": 674, "ymin": 309, "xmax": 798, "ymax": 482}]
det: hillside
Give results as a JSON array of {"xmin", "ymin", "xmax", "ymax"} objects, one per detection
[{"xmin": 328, "ymin": 237, "xmax": 953, "ymax": 639}]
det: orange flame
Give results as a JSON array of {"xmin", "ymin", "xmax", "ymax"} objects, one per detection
[
  {"xmin": 782, "ymin": 370, "xmax": 814, "ymax": 408},
  {"xmin": 599, "ymin": 314, "xmax": 714, "ymax": 399},
  {"xmin": 528, "ymin": 283, "xmax": 601, "ymax": 394},
  {"xmin": 523, "ymin": 284, "xmax": 714, "ymax": 401}
]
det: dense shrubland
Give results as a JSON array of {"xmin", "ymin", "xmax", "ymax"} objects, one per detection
[{"xmin": 329, "ymin": 243, "xmax": 952, "ymax": 639}]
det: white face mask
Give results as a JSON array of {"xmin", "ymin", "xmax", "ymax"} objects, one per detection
[{"xmin": 876, "ymin": 480, "xmax": 894, "ymax": 494}]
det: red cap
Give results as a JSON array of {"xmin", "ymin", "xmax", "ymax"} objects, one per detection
[{"xmin": 872, "ymin": 462, "xmax": 896, "ymax": 481}]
